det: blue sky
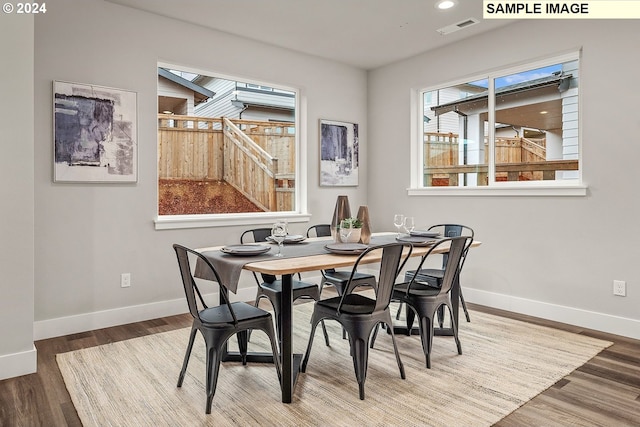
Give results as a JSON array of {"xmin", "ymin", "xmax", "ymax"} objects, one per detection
[{"xmin": 471, "ymin": 64, "xmax": 562, "ymax": 89}]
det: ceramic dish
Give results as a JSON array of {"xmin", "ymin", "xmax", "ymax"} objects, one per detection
[
  {"xmin": 266, "ymin": 234, "xmax": 306, "ymax": 244},
  {"xmin": 220, "ymin": 244, "xmax": 271, "ymax": 256},
  {"xmin": 409, "ymin": 230, "xmax": 441, "ymax": 238},
  {"xmin": 396, "ymin": 235, "xmax": 438, "ymax": 246},
  {"xmin": 324, "ymin": 243, "xmax": 369, "ymax": 255}
]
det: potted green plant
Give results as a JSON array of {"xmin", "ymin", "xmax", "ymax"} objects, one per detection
[{"xmin": 339, "ymin": 217, "xmax": 363, "ymax": 243}]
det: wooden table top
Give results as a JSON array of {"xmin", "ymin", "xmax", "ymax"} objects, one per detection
[{"xmin": 197, "ymin": 233, "xmax": 481, "ymax": 276}]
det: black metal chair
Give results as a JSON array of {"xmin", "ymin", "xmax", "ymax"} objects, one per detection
[
  {"xmin": 307, "ymin": 224, "xmax": 378, "ymax": 339},
  {"xmin": 242, "ymin": 228, "xmax": 329, "ymax": 346},
  {"xmin": 399, "ymin": 224, "xmax": 474, "ymax": 324},
  {"xmin": 301, "ymin": 242, "xmax": 412, "ymax": 400},
  {"xmin": 173, "ymin": 244, "xmax": 281, "ymax": 414},
  {"xmin": 388, "ymin": 236, "xmax": 470, "ymax": 369},
  {"xmin": 306, "ymin": 224, "xmax": 378, "ymax": 296}
]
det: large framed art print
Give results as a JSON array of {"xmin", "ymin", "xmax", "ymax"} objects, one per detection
[
  {"xmin": 53, "ymin": 81, "xmax": 137, "ymax": 183},
  {"xmin": 319, "ymin": 119, "xmax": 359, "ymax": 187}
]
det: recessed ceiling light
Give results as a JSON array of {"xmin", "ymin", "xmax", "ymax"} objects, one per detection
[
  {"xmin": 435, "ymin": 0, "xmax": 457, "ymax": 10},
  {"xmin": 540, "ymin": 111, "xmax": 548, "ymax": 114}
]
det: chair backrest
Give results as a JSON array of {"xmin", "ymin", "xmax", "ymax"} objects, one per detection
[
  {"xmin": 406, "ymin": 236, "xmax": 470, "ymax": 296},
  {"xmin": 173, "ymin": 244, "xmax": 237, "ymax": 324},
  {"xmin": 241, "ymin": 228, "xmax": 273, "ymax": 244},
  {"xmin": 338, "ymin": 242, "xmax": 412, "ymax": 314},
  {"xmin": 307, "ymin": 224, "xmax": 331, "ymax": 238},
  {"xmin": 241, "ymin": 228, "xmax": 277, "ymax": 283},
  {"xmin": 428, "ymin": 224, "xmax": 474, "ymax": 270}
]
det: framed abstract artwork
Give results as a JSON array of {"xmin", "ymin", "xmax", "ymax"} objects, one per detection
[
  {"xmin": 53, "ymin": 81, "xmax": 137, "ymax": 183},
  {"xmin": 319, "ymin": 119, "xmax": 359, "ymax": 186}
]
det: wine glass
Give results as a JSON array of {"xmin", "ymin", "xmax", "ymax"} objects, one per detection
[
  {"xmin": 271, "ymin": 221, "xmax": 287, "ymax": 257},
  {"xmin": 403, "ymin": 216, "xmax": 415, "ymax": 234},
  {"xmin": 339, "ymin": 219, "xmax": 353, "ymax": 243},
  {"xmin": 393, "ymin": 214, "xmax": 405, "ymax": 237}
]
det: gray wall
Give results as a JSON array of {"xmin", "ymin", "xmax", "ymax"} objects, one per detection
[
  {"xmin": 0, "ymin": 14, "xmax": 36, "ymax": 379},
  {"xmin": 368, "ymin": 19, "xmax": 640, "ymax": 337},
  {"xmin": 31, "ymin": 0, "xmax": 367, "ymax": 335}
]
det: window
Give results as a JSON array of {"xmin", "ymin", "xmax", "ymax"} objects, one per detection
[
  {"xmin": 416, "ymin": 52, "xmax": 583, "ymax": 195},
  {"xmin": 156, "ymin": 64, "xmax": 307, "ymax": 229}
]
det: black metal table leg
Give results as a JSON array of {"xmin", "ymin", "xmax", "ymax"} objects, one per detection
[{"xmin": 280, "ymin": 273, "xmax": 294, "ymax": 403}]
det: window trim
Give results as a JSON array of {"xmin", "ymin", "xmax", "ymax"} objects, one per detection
[
  {"xmin": 156, "ymin": 62, "xmax": 307, "ymax": 229},
  {"xmin": 409, "ymin": 51, "xmax": 585, "ymax": 196}
]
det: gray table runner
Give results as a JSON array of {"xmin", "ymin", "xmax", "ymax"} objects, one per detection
[{"xmin": 195, "ymin": 235, "xmax": 398, "ymax": 293}]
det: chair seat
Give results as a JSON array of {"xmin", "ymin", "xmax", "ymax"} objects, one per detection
[
  {"xmin": 317, "ymin": 294, "xmax": 376, "ymax": 315},
  {"xmin": 404, "ymin": 269, "xmax": 442, "ymax": 288},
  {"xmin": 259, "ymin": 279, "xmax": 319, "ymax": 294},
  {"xmin": 325, "ymin": 270, "xmax": 375, "ymax": 284},
  {"xmin": 199, "ymin": 302, "xmax": 271, "ymax": 325},
  {"xmin": 394, "ymin": 281, "xmax": 442, "ymax": 297}
]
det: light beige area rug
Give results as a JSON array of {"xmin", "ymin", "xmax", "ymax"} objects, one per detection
[{"xmin": 57, "ymin": 303, "xmax": 611, "ymax": 427}]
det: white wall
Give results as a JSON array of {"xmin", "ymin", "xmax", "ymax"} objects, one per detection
[
  {"xmin": 32, "ymin": 0, "xmax": 368, "ymax": 338},
  {"xmin": 0, "ymin": 14, "xmax": 36, "ymax": 379},
  {"xmin": 368, "ymin": 20, "xmax": 640, "ymax": 338}
]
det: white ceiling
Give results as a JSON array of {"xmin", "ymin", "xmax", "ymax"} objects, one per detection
[{"xmin": 105, "ymin": 0, "xmax": 514, "ymax": 70}]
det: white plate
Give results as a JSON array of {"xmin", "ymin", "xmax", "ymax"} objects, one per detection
[
  {"xmin": 396, "ymin": 235, "xmax": 438, "ymax": 246},
  {"xmin": 266, "ymin": 234, "xmax": 306, "ymax": 244},
  {"xmin": 220, "ymin": 244, "xmax": 271, "ymax": 256},
  {"xmin": 410, "ymin": 230, "xmax": 441, "ymax": 238},
  {"xmin": 324, "ymin": 243, "xmax": 369, "ymax": 255}
]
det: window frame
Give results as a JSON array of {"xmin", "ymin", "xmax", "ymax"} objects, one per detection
[
  {"xmin": 409, "ymin": 51, "xmax": 587, "ymax": 197},
  {"xmin": 154, "ymin": 62, "xmax": 309, "ymax": 230}
]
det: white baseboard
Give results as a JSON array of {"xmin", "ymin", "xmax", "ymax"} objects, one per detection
[
  {"xmin": 464, "ymin": 287, "xmax": 640, "ymax": 340},
  {"xmin": 0, "ymin": 345, "xmax": 37, "ymax": 381},
  {"xmin": 32, "ymin": 274, "xmax": 325, "ymax": 341},
  {"xmin": 36, "ymin": 279, "xmax": 638, "ymax": 343},
  {"xmin": 33, "ymin": 286, "xmax": 257, "ymax": 341}
]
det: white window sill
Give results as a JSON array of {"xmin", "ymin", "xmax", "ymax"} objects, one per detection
[
  {"xmin": 407, "ymin": 184, "xmax": 588, "ymax": 197},
  {"xmin": 155, "ymin": 212, "xmax": 312, "ymax": 230}
]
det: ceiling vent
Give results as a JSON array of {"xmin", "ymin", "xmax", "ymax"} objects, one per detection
[{"xmin": 436, "ymin": 17, "xmax": 480, "ymax": 35}]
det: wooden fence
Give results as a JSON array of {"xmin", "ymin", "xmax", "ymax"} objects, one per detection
[
  {"xmin": 158, "ymin": 114, "xmax": 295, "ymax": 211},
  {"xmin": 423, "ymin": 132, "xmax": 577, "ymax": 185}
]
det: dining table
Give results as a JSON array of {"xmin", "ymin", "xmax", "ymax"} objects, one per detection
[{"xmin": 195, "ymin": 232, "xmax": 481, "ymax": 403}]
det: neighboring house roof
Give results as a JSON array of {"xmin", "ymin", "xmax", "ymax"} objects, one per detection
[
  {"xmin": 232, "ymin": 86, "xmax": 295, "ymax": 112},
  {"xmin": 431, "ymin": 74, "xmax": 572, "ymax": 116},
  {"xmin": 158, "ymin": 68, "xmax": 215, "ymax": 105}
]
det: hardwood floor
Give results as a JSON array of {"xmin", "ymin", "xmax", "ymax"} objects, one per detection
[{"xmin": 1, "ymin": 301, "xmax": 639, "ymax": 426}]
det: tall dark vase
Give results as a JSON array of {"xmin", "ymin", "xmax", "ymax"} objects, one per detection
[
  {"xmin": 356, "ymin": 205, "xmax": 371, "ymax": 244},
  {"xmin": 331, "ymin": 195, "xmax": 351, "ymax": 243}
]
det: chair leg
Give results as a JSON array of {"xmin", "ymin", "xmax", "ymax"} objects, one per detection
[
  {"xmin": 205, "ymin": 345, "xmax": 223, "ymax": 414},
  {"xmin": 385, "ymin": 319, "xmax": 405, "ymax": 380},
  {"xmin": 417, "ymin": 313, "xmax": 434, "ymax": 369},
  {"xmin": 301, "ymin": 316, "xmax": 320, "ymax": 372},
  {"xmin": 460, "ymin": 288, "xmax": 471, "ymax": 322},
  {"xmin": 177, "ymin": 325, "xmax": 198, "ymax": 387},
  {"xmin": 320, "ymin": 320, "xmax": 330, "ymax": 347},
  {"xmin": 261, "ymin": 320, "xmax": 282, "ymax": 382},
  {"xmin": 395, "ymin": 302, "xmax": 403, "ymax": 320},
  {"xmin": 349, "ymin": 336, "xmax": 369, "ymax": 400},
  {"xmin": 437, "ymin": 306, "xmax": 445, "ymax": 329},
  {"xmin": 236, "ymin": 330, "xmax": 248, "ymax": 365},
  {"xmin": 447, "ymin": 303, "xmax": 463, "ymax": 355},
  {"xmin": 405, "ymin": 306, "xmax": 416, "ymax": 335},
  {"xmin": 369, "ymin": 324, "xmax": 379, "ymax": 348}
]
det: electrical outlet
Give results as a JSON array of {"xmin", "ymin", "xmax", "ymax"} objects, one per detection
[
  {"xmin": 121, "ymin": 273, "xmax": 131, "ymax": 288},
  {"xmin": 613, "ymin": 280, "xmax": 626, "ymax": 296}
]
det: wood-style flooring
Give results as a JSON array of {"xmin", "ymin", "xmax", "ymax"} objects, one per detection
[{"xmin": 1, "ymin": 299, "xmax": 639, "ymax": 426}]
